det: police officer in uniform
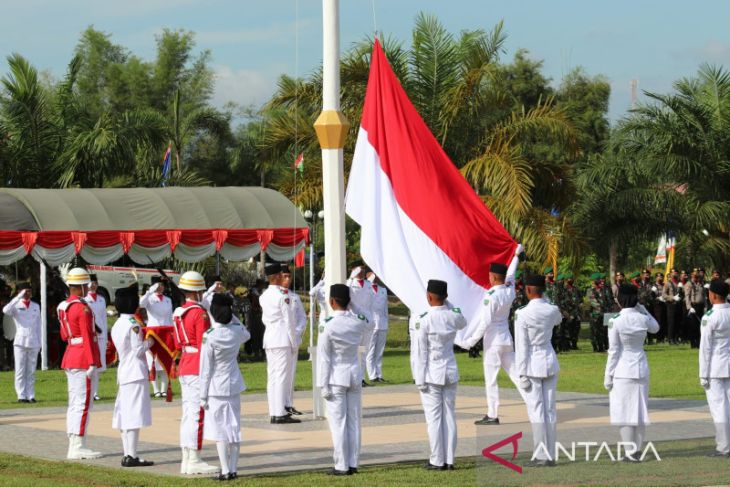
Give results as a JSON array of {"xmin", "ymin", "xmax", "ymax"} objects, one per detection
[
  {"xmin": 3, "ymin": 282, "xmax": 41, "ymax": 403},
  {"xmin": 260, "ymin": 263, "xmax": 301, "ymax": 424},
  {"xmin": 651, "ymin": 272, "xmax": 667, "ymax": 342},
  {"xmin": 685, "ymin": 269, "xmax": 706, "ymax": 348},
  {"xmin": 663, "ymin": 268, "xmax": 683, "ymax": 345},
  {"xmin": 85, "ymin": 275, "xmax": 108, "ymax": 401},
  {"xmin": 699, "ymin": 280, "xmax": 730, "ymax": 457},
  {"xmin": 515, "ymin": 275, "xmax": 562, "ymax": 467},
  {"xmin": 172, "ymin": 271, "xmax": 218, "ymax": 475},
  {"xmin": 57, "ymin": 268, "xmax": 102, "ymax": 460},
  {"xmin": 317, "ymin": 284, "xmax": 368, "ymax": 476},
  {"xmin": 199, "ymin": 293, "xmax": 251, "ymax": 480},
  {"xmin": 111, "ymin": 284, "xmax": 155, "ymax": 468},
  {"xmin": 414, "ymin": 279, "xmax": 467, "ymax": 471}
]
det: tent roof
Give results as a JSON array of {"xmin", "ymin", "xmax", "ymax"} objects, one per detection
[{"xmin": 0, "ymin": 187, "xmax": 306, "ymax": 232}]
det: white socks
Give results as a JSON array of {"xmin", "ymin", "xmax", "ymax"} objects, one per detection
[
  {"xmin": 125, "ymin": 429, "xmax": 139, "ymax": 458},
  {"xmin": 216, "ymin": 442, "xmax": 230, "ymax": 475},
  {"xmin": 229, "ymin": 442, "xmax": 240, "ymax": 474}
]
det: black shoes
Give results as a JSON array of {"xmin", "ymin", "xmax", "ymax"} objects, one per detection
[
  {"xmin": 424, "ymin": 462, "xmax": 447, "ymax": 471},
  {"xmin": 285, "ymin": 406, "xmax": 303, "ymax": 416},
  {"xmin": 372, "ymin": 377, "xmax": 387, "ymax": 383},
  {"xmin": 362, "ymin": 380, "xmax": 371, "ymax": 387},
  {"xmin": 213, "ymin": 473, "xmax": 228, "ymax": 481},
  {"xmin": 17, "ymin": 399, "xmax": 29, "ymax": 403},
  {"xmin": 328, "ymin": 468, "xmax": 352, "ymax": 476},
  {"xmin": 474, "ymin": 415, "xmax": 499, "ymax": 425},
  {"xmin": 525, "ymin": 459, "xmax": 555, "ymax": 467},
  {"xmin": 227, "ymin": 472, "xmax": 238, "ymax": 480},
  {"xmin": 271, "ymin": 415, "xmax": 301, "ymax": 424},
  {"xmin": 445, "ymin": 464, "xmax": 454, "ymax": 470},
  {"xmin": 348, "ymin": 467, "xmax": 358, "ymax": 474},
  {"xmin": 706, "ymin": 451, "xmax": 730, "ymax": 458},
  {"xmin": 622, "ymin": 454, "xmax": 641, "ymax": 462},
  {"xmin": 121, "ymin": 456, "xmax": 154, "ymax": 467}
]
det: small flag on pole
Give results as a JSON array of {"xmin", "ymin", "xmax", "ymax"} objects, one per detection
[
  {"xmin": 161, "ymin": 144, "xmax": 172, "ymax": 186},
  {"xmin": 294, "ymin": 153, "xmax": 304, "ymax": 174}
]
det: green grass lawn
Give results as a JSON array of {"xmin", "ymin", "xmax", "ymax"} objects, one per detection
[
  {"xmin": 0, "ymin": 437, "xmax": 725, "ymax": 486},
  {"xmin": 0, "ymin": 321, "xmax": 705, "ymax": 409}
]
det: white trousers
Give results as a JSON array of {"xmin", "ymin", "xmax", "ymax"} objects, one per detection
[
  {"xmin": 325, "ymin": 384, "xmax": 362, "ymax": 472},
  {"xmin": 14, "ymin": 345, "xmax": 39, "ymax": 400},
  {"xmin": 266, "ymin": 347, "xmax": 290, "ymax": 416},
  {"xmin": 146, "ymin": 351, "xmax": 168, "ymax": 394},
  {"xmin": 286, "ymin": 347, "xmax": 298, "ymax": 408},
  {"xmin": 92, "ymin": 337, "xmax": 107, "ymax": 397},
  {"xmin": 706, "ymin": 378, "xmax": 730, "ymax": 454},
  {"xmin": 66, "ymin": 368, "xmax": 95, "ymax": 435},
  {"xmin": 360, "ymin": 327, "xmax": 375, "ymax": 380},
  {"xmin": 525, "ymin": 374, "xmax": 558, "ymax": 461},
  {"xmin": 366, "ymin": 329, "xmax": 387, "ymax": 380},
  {"xmin": 419, "ymin": 382, "xmax": 458, "ymax": 467},
  {"xmin": 179, "ymin": 375, "xmax": 205, "ymax": 450},
  {"xmin": 482, "ymin": 345, "xmax": 519, "ymax": 418}
]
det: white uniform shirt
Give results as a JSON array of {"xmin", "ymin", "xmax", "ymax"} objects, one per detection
[
  {"xmin": 199, "ymin": 316, "xmax": 250, "ymax": 399},
  {"xmin": 260, "ymin": 285, "xmax": 297, "ymax": 349},
  {"xmin": 347, "ymin": 278, "xmax": 374, "ymax": 322},
  {"xmin": 2, "ymin": 294, "xmax": 41, "ymax": 349},
  {"xmin": 309, "ymin": 279, "xmax": 328, "ymax": 323},
  {"xmin": 605, "ymin": 305, "xmax": 659, "ymax": 381},
  {"xmin": 316, "ymin": 310, "xmax": 367, "ymax": 388},
  {"xmin": 468, "ymin": 284, "xmax": 516, "ymax": 348},
  {"xmin": 413, "ymin": 305, "xmax": 467, "ymax": 386},
  {"xmin": 290, "ymin": 292, "xmax": 307, "ymax": 346},
  {"xmin": 85, "ymin": 292, "xmax": 108, "ymax": 337},
  {"xmin": 111, "ymin": 314, "xmax": 151, "ymax": 385},
  {"xmin": 699, "ymin": 303, "xmax": 730, "ymax": 379},
  {"xmin": 139, "ymin": 289, "xmax": 173, "ymax": 326},
  {"xmin": 514, "ymin": 298, "xmax": 562, "ymax": 378},
  {"xmin": 371, "ymin": 285, "xmax": 389, "ymax": 331}
]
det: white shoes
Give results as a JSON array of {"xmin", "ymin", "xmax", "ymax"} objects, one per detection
[
  {"xmin": 182, "ymin": 448, "xmax": 219, "ymax": 475},
  {"xmin": 67, "ymin": 434, "xmax": 102, "ymax": 460}
]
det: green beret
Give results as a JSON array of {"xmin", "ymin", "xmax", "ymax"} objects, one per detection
[
  {"xmin": 563, "ymin": 271, "xmax": 573, "ymax": 279},
  {"xmin": 557, "ymin": 273, "xmax": 564, "ymax": 281},
  {"xmin": 544, "ymin": 266, "xmax": 554, "ymax": 274},
  {"xmin": 515, "ymin": 270, "xmax": 523, "ymax": 279},
  {"xmin": 590, "ymin": 272, "xmax": 602, "ymax": 280},
  {"xmin": 630, "ymin": 271, "xmax": 640, "ymax": 279}
]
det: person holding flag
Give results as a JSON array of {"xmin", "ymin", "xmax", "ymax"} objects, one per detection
[{"xmin": 140, "ymin": 277, "xmax": 173, "ymax": 398}]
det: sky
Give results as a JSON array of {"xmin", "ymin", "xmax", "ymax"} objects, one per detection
[{"xmin": 1, "ymin": 0, "xmax": 729, "ymax": 123}]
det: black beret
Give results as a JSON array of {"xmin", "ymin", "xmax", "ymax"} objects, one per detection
[
  {"xmin": 427, "ymin": 279, "xmax": 448, "ymax": 296},
  {"xmin": 525, "ymin": 275, "xmax": 546, "ymax": 287},
  {"xmin": 489, "ymin": 262, "xmax": 508, "ymax": 275},
  {"xmin": 211, "ymin": 293, "xmax": 233, "ymax": 307},
  {"xmin": 618, "ymin": 283, "xmax": 638, "ymax": 297},
  {"xmin": 151, "ymin": 275, "xmax": 164, "ymax": 285},
  {"xmin": 89, "ymin": 274, "xmax": 98, "ymax": 282},
  {"xmin": 330, "ymin": 284, "xmax": 350, "ymax": 300},
  {"xmin": 280, "ymin": 264, "xmax": 292, "ymax": 274},
  {"xmin": 115, "ymin": 285, "xmax": 140, "ymax": 314},
  {"xmin": 264, "ymin": 263, "xmax": 281, "ymax": 276},
  {"xmin": 211, "ymin": 275, "xmax": 222, "ymax": 282},
  {"xmin": 709, "ymin": 279, "xmax": 729, "ymax": 298},
  {"xmin": 16, "ymin": 282, "xmax": 32, "ymax": 291}
]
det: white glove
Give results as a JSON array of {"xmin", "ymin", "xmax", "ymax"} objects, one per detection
[
  {"xmin": 515, "ymin": 243, "xmax": 523, "ymax": 256},
  {"xmin": 604, "ymin": 378, "xmax": 613, "ymax": 391},
  {"xmin": 149, "ymin": 283, "xmax": 160, "ymax": 294},
  {"xmin": 519, "ymin": 377, "xmax": 532, "ymax": 392},
  {"xmin": 700, "ymin": 378, "xmax": 710, "ymax": 390},
  {"xmin": 704, "ymin": 283, "xmax": 710, "ymax": 289},
  {"xmin": 673, "ymin": 295, "xmax": 681, "ymax": 302},
  {"xmin": 199, "ymin": 399, "xmax": 209, "ymax": 410},
  {"xmin": 689, "ymin": 308, "xmax": 696, "ymax": 315},
  {"xmin": 658, "ymin": 296, "xmax": 666, "ymax": 302},
  {"xmin": 651, "ymin": 286, "xmax": 658, "ymax": 293},
  {"xmin": 321, "ymin": 388, "xmax": 333, "ymax": 401},
  {"xmin": 86, "ymin": 366, "xmax": 97, "ymax": 378},
  {"xmin": 417, "ymin": 384, "xmax": 429, "ymax": 393},
  {"xmin": 16, "ymin": 290, "xmax": 28, "ymax": 300}
]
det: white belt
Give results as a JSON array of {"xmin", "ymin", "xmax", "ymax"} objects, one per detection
[
  {"xmin": 69, "ymin": 337, "xmax": 84, "ymax": 345},
  {"xmin": 183, "ymin": 346, "xmax": 198, "ymax": 353}
]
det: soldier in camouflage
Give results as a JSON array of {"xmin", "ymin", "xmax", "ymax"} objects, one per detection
[
  {"xmin": 587, "ymin": 272, "xmax": 611, "ymax": 352},
  {"xmin": 552, "ymin": 274, "xmax": 571, "ymax": 353},
  {"xmin": 544, "ymin": 267, "xmax": 557, "ymax": 305},
  {"xmin": 561, "ymin": 272, "xmax": 583, "ymax": 350},
  {"xmin": 509, "ymin": 270, "xmax": 528, "ymax": 340}
]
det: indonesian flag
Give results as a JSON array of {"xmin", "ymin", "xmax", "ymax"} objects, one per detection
[
  {"xmin": 294, "ymin": 153, "xmax": 304, "ymax": 174},
  {"xmin": 345, "ymin": 40, "xmax": 516, "ymax": 339},
  {"xmin": 143, "ymin": 325, "xmax": 179, "ymax": 402}
]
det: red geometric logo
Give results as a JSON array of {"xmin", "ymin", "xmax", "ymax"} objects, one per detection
[{"xmin": 481, "ymin": 431, "xmax": 523, "ymax": 474}]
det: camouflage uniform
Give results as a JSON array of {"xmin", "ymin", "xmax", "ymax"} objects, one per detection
[
  {"xmin": 508, "ymin": 276, "xmax": 528, "ymax": 340},
  {"xmin": 587, "ymin": 273, "xmax": 611, "ymax": 352},
  {"xmin": 561, "ymin": 277, "xmax": 583, "ymax": 350},
  {"xmin": 552, "ymin": 276, "xmax": 571, "ymax": 353}
]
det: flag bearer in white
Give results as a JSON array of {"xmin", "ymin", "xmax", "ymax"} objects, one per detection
[
  {"xmin": 309, "ymin": 273, "xmax": 328, "ymax": 324},
  {"xmin": 514, "ymin": 275, "xmax": 562, "ymax": 467},
  {"xmin": 317, "ymin": 284, "xmax": 368, "ymax": 476},
  {"xmin": 604, "ymin": 284, "xmax": 660, "ymax": 461},
  {"xmin": 140, "ymin": 276, "xmax": 173, "ymax": 398},
  {"xmin": 111, "ymin": 284, "xmax": 155, "ymax": 468},
  {"xmin": 366, "ymin": 272, "xmax": 389, "ymax": 382},
  {"xmin": 462, "ymin": 245, "xmax": 523, "ymax": 425},
  {"xmin": 200, "ymin": 293, "xmax": 251, "ymax": 481},
  {"xmin": 347, "ymin": 265, "xmax": 374, "ymax": 386},
  {"xmin": 2, "ymin": 282, "xmax": 40, "ymax": 403},
  {"xmin": 85, "ymin": 275, "xmax": 108, "ymax": 401},
  {"xmin": 260, "ymin": 263, "xmax": 301, "ymax": 424},
  {"xmin": 699, "ymin": 280, "xmax": 730, "ymax": 457},
  {"xmin": 413, "ymin": 279, "xmax": 467, "ymax": 471},
  {"xmin": 281, "ymin": 264, "xmax": 306, "ymax": 416}
]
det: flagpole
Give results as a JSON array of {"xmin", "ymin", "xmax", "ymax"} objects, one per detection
[{"xmin": 311, "ymin": 0, "xmax": 349, "ymax": 420}]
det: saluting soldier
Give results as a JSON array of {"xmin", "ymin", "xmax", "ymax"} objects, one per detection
[
  {"xmin": 317, "ymin": 284, "xmax": 368, "ymax": 476},
  {"xmin": 111, "ymin": 284, "xmax": 155, "ymax": 468},
  {"xmin": 663, "ymin": 268, "xmax": 684, "ymax": 345},
  {"xmin": 414, "ymin": 279, "xmax": 467, "ymax": 471},
  {"xmin": 515, "ymin": 275, "xmax": 562, "ymax": 467},
  {"xmin": 685, "ymin": 269, "xmax": 706, "ymax": 348},
  {"xmin": 699, "ymin": 280, "xmax": 730, "ymax": 457},
  {"xmin": 140, "ymin": 276, "xmax": 173, "ymax": 398},
  {"xmin": 199, "ymin": 293, "xmax": 251, "ymax": 481},
  {"xmin": 172, "ymin": 271, "xmax": 218, "ymax": 475},
  {"xmin": 3, "ymin": 282, "xmax": 41, "ymax": 403},
  {"xmin": 85, "ymin": 275, "xmax": 108, "ymax": 401},
  {"xmin": 57, "ymin": 268, "xmax": 102, "ymax": 460}
]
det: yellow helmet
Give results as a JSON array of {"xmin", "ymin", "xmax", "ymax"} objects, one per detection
[
  {"xmin": 65, "ymin": 267, "xmax": 91, "ymax": 286},
  {"xmin": 178, "ymin": 271, "xmax": 206, "ymax": 292}
]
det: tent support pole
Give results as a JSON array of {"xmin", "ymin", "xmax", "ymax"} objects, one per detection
[{"xmin": 40, "ymin": 260, "xmax": 48, "ymax": 371}]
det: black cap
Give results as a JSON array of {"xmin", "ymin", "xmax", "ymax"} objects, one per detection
[
  {"xmin": 618, "ymin": 283, "xmax": 638, "ymax": 297},
  {"xmin": 330, "ymin": 284, "xmax": 350, "ymax": 301},
  {"xmin": 710, "ymin": 280, "xmax": 729, "ymax": 298},
  {"xmin": 89, "ymin": 274, "xmax": 98, "ymax": 282},
  {"xmin": 151, "ymin": 275, "xmax": 165, "ymax": 285},
  {"xmin": 526, "ymin": 275, "xmax": 546, "ymax": 287},
  {"xmin": 211, "ymin": 275, "xmax": 222, "ymax": 282},
  {"xmin": 264, "ymin": 263, "xmax": 281, "ymax": 276},
  {"xmin": 489, "ymin": 262, "xmax": 508, "ymax": 275},
  {"xmin": 427, "ymin": 279, "xmax": 448, "ymax": 296},
  {"xmin": 280, "ymin": 264, "xmax": 292, "ymax": 274},
  {"xmin": 16, "ymin": 282, "xmax": 32, "ymax": 291},
  {"xmin": 115, "ymin": 285, "xmax": 140, "ymax": 314}
]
